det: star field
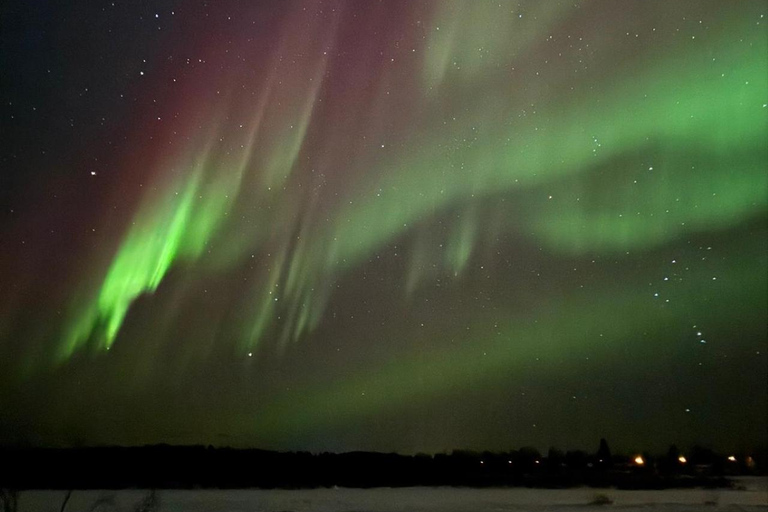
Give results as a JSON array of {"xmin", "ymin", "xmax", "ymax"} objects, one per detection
[{"xmin": 0, "ymin": 0, "xmax": 766, "ymax": 454}]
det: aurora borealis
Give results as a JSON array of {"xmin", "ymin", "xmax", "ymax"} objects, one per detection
[{"xmin": 1, "ymin": 0, "xmax": 766, "ymax": 453}]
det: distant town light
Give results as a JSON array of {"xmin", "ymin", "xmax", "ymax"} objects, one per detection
[
  {"xmin": 534, "ymin": 460, "xmax": 540, "ymax": 464},
  {"xmin": 678, "ymin": 456, "xmax": 687, "ymax": 464},
  {"xmin": 727, "ymin": 455, "xmax": 736, "ymax": 462},
  {"xmin": 634, "ymin": 455, "xmax": 645, "ymax": 466}
]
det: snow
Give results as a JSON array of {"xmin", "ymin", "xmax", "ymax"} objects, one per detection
[{"xmin": 15, "ymin": 477, "xmax": 768, "ymax": 511}]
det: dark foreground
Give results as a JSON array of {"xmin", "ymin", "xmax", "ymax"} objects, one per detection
[{"xmin": 1, "ymin": 445, "xmax": 762, "ymax": 490}]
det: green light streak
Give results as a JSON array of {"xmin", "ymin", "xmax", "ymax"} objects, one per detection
[{"xmin": 59, "ymin": 153, "xmax": 242, "ymax": 360}]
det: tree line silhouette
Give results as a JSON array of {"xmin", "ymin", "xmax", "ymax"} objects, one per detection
[{"xmin": 1, "ymin": 439, "xmax": 763, "ymax": 490}]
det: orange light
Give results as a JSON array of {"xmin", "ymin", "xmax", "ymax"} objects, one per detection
[
  {"xmin": 634, "ymin": 455, "xmax": 645, "ymax": 466},
  {"xmin": 727, "ymin": 455, "xmax": 736, "ymax": 462},
  {"xmin": 678, "ymin": 456, "xmax": 687, "ymax": 464}
]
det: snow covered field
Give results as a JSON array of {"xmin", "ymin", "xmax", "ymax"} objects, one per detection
[{"xmin": 15, "ymin": 477, "xmax": 768, "ymax": 511}]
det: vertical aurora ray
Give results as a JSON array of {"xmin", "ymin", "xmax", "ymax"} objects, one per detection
[
  {"xmin": 56, "ymin": 1, "xmax": 343, "ymax": 359},
  {"xmin": 60, "ymin": 142, "xmax": 240, "ymax": 359}
]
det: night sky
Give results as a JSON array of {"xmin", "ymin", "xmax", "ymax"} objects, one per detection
[{"xmin": 1, "ymin": 0, "xmax": 766, "ymax": 455}]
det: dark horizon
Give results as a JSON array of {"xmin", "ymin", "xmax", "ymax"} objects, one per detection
[
  {"xmin": 2, "ymin": 442, "xmax": 763, "ymax": 491},
  {"xmin": 1, "ymin": 436, "xmax": 765, "ymax": 461}
]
